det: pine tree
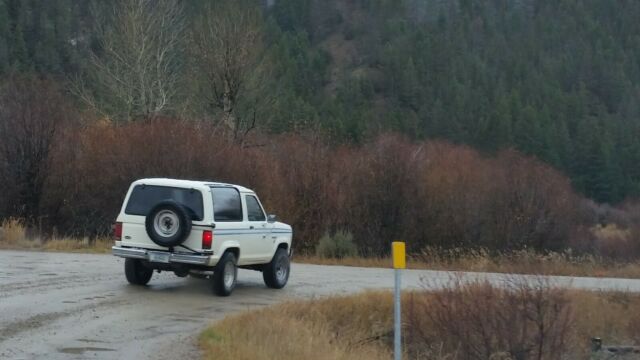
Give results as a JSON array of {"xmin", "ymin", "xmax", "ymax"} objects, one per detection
[{"xmin": 0, "ymin": 0, "xmax": 9, "ymax": 72}]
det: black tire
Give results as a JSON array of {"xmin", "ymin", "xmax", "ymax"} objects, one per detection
[
  {"xmin": 212, "ymin": 252, "xmax": 237, "ymax": 296},
  {"xmin": 145, "ymin": 200, "xmax": 192, "ymax": 247},
  {"xmin": 124, "ymin": 258, "xmax": 153, "ymax": 285},
  {"xmin": 263, "ymin": 248, "xmax": 290, "ymax": 289},
  {"xmin": 174, "ymin": 269, "xmax": 189, "ymax": 278}
]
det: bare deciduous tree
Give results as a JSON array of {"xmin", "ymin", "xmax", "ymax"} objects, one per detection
[
  {"xmin": 0, "ymin": 75, "xmax": 74, "ymax": 221},
  {"xmin": 77, "ymin": 0, "xmax": 185, "ymax": 121},
  {"xmin": 190, "ymin": 0, "xmax": 264, "ymax": 140}
]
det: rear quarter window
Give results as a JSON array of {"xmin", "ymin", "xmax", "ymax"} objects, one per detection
[
  {"xmin": 211, "ymin": 187, "xmax": 243, "ymax": 221},
  {"xmin": 125, "ymin": 185, "xmax": 204, "ymax": 221}
]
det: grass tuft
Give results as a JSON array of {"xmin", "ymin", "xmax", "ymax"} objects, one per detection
[{"xmin": 0, "ymin": 218, "xmax": 41, "ymax": 249}]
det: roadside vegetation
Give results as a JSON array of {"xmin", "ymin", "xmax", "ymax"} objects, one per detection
[
  {"xmin": 3, "ymin": 211, "xmax": 640, "ymax": 278},
  {"xmin": 3, "ymin": 114, "xmax": 640, "ymax": 263},
  {"xmin": 0, "ymin": 218, "xmax": 111, "ymax": 253},
  {"xmin": 301, "ymin": 247, "xmax": 640, "ymax": 279},
  {"xmin": 2, "ymin": 1, "xmax": 640, "ymax": 274},
  {"xmin": 201, "ymin": 281, "xmax": 640, "ymax": 360}
]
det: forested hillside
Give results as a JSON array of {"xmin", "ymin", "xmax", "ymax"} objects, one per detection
[
  {"xmin": 3, "ymin": 0, "xmax": 640, "ymax": 260},
  {"xmin": 1, "ymin": 0, "xmax": 639, "ymax": 203}
]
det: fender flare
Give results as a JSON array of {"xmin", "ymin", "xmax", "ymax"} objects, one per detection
[
  {"xmin": 218, "ymin": 240, "xmax": 241, "ymax": 258},
  {"xmin": 273, "ymin": 240, "xmax": 292, "ymax": 258}
]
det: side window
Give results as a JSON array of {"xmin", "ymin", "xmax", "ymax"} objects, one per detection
[
  {"xmin": 211, "ymin": 187, "xmax": 242, "ymax": 221},
  {"xmin": 246, "ymin": 195, "xmax": 266, "ymax": 222}
]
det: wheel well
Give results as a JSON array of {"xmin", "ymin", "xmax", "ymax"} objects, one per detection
[
  {"xmin": 224, "ymin": 247, "xmax": 240, "ymax": 260},
  {"xmin": 277, "ymin": 243, "xmax": 288, "ymax": 251}
]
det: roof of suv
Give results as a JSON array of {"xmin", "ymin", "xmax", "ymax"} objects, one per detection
[{"xmin": 133, "ymin": 178, "xmax": 254, "ymax": 193}]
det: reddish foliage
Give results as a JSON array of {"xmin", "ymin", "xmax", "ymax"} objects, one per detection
[
  {"xmin": 0, "ymin": 78, "xmax": 614, "ymax": 255},
  {"xmin": 38, "ymin": 120, "xmax": 587, "ymax": 254}
]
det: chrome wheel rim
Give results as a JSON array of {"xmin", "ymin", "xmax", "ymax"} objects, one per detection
[
  {"xmin": 154, "ymin": 210, "xmax": 179, "ymax": 237},
  {"xmin": 275, "ymin": 258, "xmax": 288, "ymax": 283},
  {"xmin": 223, "ymin": 261, "xmax": 235, "ymax": 289}
]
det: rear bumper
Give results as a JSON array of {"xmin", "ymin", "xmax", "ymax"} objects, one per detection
[{"xmin": 112, "ymin": 246, "xmax": 214, "ymax": 266}]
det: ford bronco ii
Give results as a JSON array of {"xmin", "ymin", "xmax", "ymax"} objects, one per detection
[{"xmin": 112, "ymin": 178, "xmax": 292, "ymax": 296}]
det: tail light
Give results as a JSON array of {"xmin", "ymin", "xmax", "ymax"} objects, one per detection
[
  {"xmin": 202, "ymin": 230, "xmax": 213, "ymax": 250},
  {"xmin": 114, "ymin": 222, "xmax": 122, "ymax": 240}
]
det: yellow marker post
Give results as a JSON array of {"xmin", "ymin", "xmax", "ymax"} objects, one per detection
[
  {"xmin": 392, "ymin": 241, "xmax": 405, "ymax": 360},
  {"xmin": 392, "ymin": 241, "xmax": 406, "ymax": 269}
]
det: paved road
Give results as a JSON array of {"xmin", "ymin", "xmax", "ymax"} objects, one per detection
[{"xmin": 2, "ymin": 250, "xmax": 640, "ymax": 359}]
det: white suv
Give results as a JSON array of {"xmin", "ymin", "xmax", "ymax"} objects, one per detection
[{"xmin": 112, "ymin": 178, "xmax": 293, "ymax": 296}]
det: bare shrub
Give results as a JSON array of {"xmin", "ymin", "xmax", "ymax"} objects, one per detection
[
  {"xmin": 26, "ymin": 119, "xmax": 592, "ymax": 256},
  {"xmin": 315, "ymin": 230, "xmax": 358, "ymax": 259},
  {"xmin": 0, "ymin": 75, "xmax": 75, "ymax": 221},
  {"xmin": 48, "ymin": 117, "xmax": 231, "ymax": 234},
  {"xmin": 344, "ymin": 134, "xmax": 423, "ymax": 255},
  {"xmin": 406, "ymin": 280, "xmax": 575, "ymax": 360},
  {"xmin": 489, "ymin": 150, "xmax": 580, "ymax": 252}
]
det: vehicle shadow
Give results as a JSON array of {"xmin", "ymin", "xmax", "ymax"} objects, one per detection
[{"xmin": 120, "ymin": 269, "xmax": 287, "ymax": 301}]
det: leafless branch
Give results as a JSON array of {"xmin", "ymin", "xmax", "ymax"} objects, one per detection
[
  {"xmin": 79, "ymin": 0, "xmax": 185, "ymax": 121},
  {"xmin": 190, "ymin": 0, "xmax": 263, "ymax": 141}
]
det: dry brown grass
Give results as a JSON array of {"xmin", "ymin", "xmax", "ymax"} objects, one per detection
[
  {"xmin": 201, "ymin": 284, "xmax": 640, "ymax": 360},
  {"xmin": 298, "ymin": 247, "xmax": 640, "ymax": 279},
  {"xmin": 42, "ymin": 236, "xmax": 112, "ymax": 253},
  {"xmin": 0, "ymin": 218, "xmax": 111, "ymax": 253},
  {"xmin": 0, "ymin": 218, "xmax": 41, "ymax": 249},
  {"xmin": 200, "ymin": 292, "xmax": 393, "ymax": 360}
]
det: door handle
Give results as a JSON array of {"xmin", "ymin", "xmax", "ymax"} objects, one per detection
[{"xmin": 249, "ymin": 226, "xmax": 254, "ymax": 229}]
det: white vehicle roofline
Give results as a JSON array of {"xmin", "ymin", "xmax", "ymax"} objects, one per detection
[{"xmin": 133, "ymin": 178, "xmax": 254, "ymax": 193}]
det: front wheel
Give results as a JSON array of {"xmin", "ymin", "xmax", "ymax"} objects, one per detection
[
  {"xmin": 212, "ymin": 252, "xmax": 237, "ymax": 296},
  {"xmin": 124, "ymin": 258, "xmax": 153, "ymax": 285},
  {"xmin": 263, "ymin": 248, "xmax": 290, "ymax": 289}
]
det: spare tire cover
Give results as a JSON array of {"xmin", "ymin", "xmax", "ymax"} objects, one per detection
[{"xmin": 145, "ymin": 200, "xmax": 192, "ymax": 247}]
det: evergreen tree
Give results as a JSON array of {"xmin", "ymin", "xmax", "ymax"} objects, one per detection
[{"xmin": 0, "ymin": 0, "xmax": 639, "ymax": 203}]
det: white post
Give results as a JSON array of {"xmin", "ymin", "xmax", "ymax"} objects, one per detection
[
  {"xmin": 394, "ymin": 268, "xmax": 402, "ymax": 360},
  {"xmin": 392, "ymin": 241, "xmax": 405, "ymax": 360}
]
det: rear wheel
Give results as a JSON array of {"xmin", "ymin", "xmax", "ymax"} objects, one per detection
[
  {"xmin": 124, "ymin": 258, "xmax": 153, "ymax": 285},
  {"xmin": 212, "ymin": 252, "xmax": 237, "ymax": 296},
  {"xmin": 263, "ymin": 248, "xmax": 290, "ymax": 289}
]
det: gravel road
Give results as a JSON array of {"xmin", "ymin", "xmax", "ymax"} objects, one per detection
[{"xmin": 2, "ymin": 250, "xmax": 640, "ymax": 359}]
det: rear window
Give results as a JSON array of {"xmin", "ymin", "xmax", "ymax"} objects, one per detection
[
  {"xmin": 211, "ymin": 187, "xmax": 243, "ymax": 221},
  {"xmin": 125, "ymin": 185, "xmax": 204, "ymax": 221}
]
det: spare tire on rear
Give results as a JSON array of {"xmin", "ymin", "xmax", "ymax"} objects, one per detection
[{"xmin": 145, "ymin": 200, "xmax": 192, "ymax": 247}]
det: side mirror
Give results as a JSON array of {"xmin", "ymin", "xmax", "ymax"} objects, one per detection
[{"xmin": 267, "ymin": 214, "xmax": 277, "ymax": 223}]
